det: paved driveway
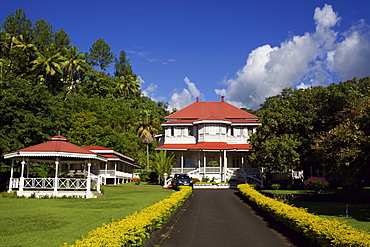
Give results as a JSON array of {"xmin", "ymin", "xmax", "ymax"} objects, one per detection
[{"xmin": 156, "ymin": 189, "xmax": 314, "ymax": 247}]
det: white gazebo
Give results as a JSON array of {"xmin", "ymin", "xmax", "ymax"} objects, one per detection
[{"xmin": 4, "ymin": 135, "xmax": 107, "ymax": 198}]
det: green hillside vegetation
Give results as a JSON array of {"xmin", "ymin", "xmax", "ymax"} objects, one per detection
[{"xmin": 0, "ymin": 9, "xmax": 169, "ymax": 170}]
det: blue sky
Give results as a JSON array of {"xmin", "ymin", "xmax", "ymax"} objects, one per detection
[{"xmin": 1, "ymin": 0, "xmax": 370, "ymax": 110}]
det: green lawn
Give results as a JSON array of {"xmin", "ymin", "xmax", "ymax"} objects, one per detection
[
  {"xmin": 0, "ymin": 186, "xmax": 173, "ymax": 247},
  {"xmin": 262, "ymin": 188, "xmax": 370, "ymax": 232},
  {"xmin": 262, "ymin": 187, "xmax": 370, "ymax": 195},
  {"xmin": 290, "ymin": 201, "xmax": 370, "ymax": 232}
]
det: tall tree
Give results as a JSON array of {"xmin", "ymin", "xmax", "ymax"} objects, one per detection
[
  {"xmin": 114, "ymin": 50, "xmax": 135, "ymax": 78},
  {"xmin": 151, "ymin": 150, "xmax": 175, "ymax": 184},
  {"xmin": 63, "ymin": 46, "xmax": 87, "ymax": 80},
  {"xmin": 137, "ymin": 110, "xmax": 159, "ymax": 169},
  {"xmin": 31, "ymin": 45, "xmax": 66, "ymax": 84},
  {"xmin": 32, "ymin": 19, "xmax": 54, "ymax": 52},
  {"xmin": 1, "ymin": 8, "xmax": 32, "ymax": 49},
  {"xmin": 53, "ymin": 28, "xmax": 71, "ymax": 54},
  {"xmin": 12, "ymin": 34, "xmax": 37, "ymax": 59},
  {"xmin": 116, "ymin": 74, "xmax": 141, "ymax": 98},
  {"xmin": 87, "ymin": 38, "xmax": 114, "ymax": 71}
]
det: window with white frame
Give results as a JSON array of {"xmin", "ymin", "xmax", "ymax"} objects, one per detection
[
  {"xmin": 206, "ymin": 124, "xmax": 219, "ymax": 135},
  {"xmin": 234, "ymin": 126, "xmax": 241, "ymax": 136}
]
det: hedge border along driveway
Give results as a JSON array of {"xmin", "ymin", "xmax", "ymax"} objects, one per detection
[
  {"xmin": 238, "ymin": 184, "xmax": 370, "ymax": 247},
  {"xmin": 64, "ymin": 186, "xmax": 192, "ymax": 247}
]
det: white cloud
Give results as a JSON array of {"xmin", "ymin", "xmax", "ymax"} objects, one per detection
[
  {"xmin": 296, "ymin": 82, "xmax": 311, "ymax": 90},
  {"xmin": 162, "ymin": 59, "xmax": 177, "ymax": 65},
  {"xmin": 216, "ymin": 4, "xmax": 370, "ymax": 109},
  {"xmin": 168, "ymin": 77, "xmax": 204, "ymax": 111},
  {"xmin": 329, "ymin": 20, "xmax": 370, "ymax": 79},
  {"xmin": 140, "ymin": 76, "xmax": 166, "ymax": 102}
]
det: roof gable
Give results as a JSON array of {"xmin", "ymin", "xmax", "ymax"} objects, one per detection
[
  {"xmin": 15, "ymin": 136, "xmax": 96, "ymax": 155},
  {"xmin": 165, "ymin": 100, "xmax": 258, "ymax": 120}
]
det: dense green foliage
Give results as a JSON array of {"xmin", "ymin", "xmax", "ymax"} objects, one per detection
[
  {"xmin": 0, "ymin": 9, "xmax": 169, "ymax": 168},
  {"xmin": 249, "ymin": 77, "xmax": 370, "ymax": 188}
]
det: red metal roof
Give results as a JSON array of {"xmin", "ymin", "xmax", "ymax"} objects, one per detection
[
  {"xmin": 13, "ymin": 136, "xmax": 96, "ymax": 154},
  {"xmin": 83, "ymin": 145, "xmax": 113, "ymax": 151},
  {"xmin": 165, "ymin": 101, "xmax": 258, "ymax": 120},
  {"xmin": 156, "ymin": 142, "xmax": 252, "ymax": 151}
]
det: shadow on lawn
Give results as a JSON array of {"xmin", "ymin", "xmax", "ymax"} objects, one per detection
[{"xmin": 291, "ymin": 201, "xmax": 370, "ymax": 222}]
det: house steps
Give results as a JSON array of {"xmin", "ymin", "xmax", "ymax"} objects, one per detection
[{"xmin": 92, "ymin": 191, "xmax": 106, "ymax": 198}]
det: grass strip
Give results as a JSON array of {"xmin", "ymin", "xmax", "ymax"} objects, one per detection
[
  {"xmin": 0, "ymin": 186, "xmax": 173, "ymax": 247},
  {"xmin": 238, "ymin": 184, "xmax": 370, "ymax": 246},
  {"xmin": 65, "ymin": 186, "xmax": 192, "ymax": 247}
]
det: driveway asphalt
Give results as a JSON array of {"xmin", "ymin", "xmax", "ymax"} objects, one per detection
[{"xmin": 156, "ymin": 189, "xmax": 316, "ymax": 247}]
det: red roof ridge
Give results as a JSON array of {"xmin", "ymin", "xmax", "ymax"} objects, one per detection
[{"xmin": 165, "ymin": 100, "xmax": 259, "ymax": 120}]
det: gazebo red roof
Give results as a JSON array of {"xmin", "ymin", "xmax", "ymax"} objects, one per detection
[
  {"xmin": 13, "ymin": 136, "xmax": 96, "ymax": 154},
  {"xmin": 4, "ymin": 136, "xmax": 106, "ymax": 161}
]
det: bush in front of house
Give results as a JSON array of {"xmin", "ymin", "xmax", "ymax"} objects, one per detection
[
  {"xmin": 65, "ymin": 186, "xmax": 192, "ymax": 247},
  {"xmin": 238, "ymin": 183, "xmax": 370, "ymax": 247},
  {"xmin": 271, "ymin": 184, "xmax": 281, "ymax": 190},
  {"xmin": 304, "ymin": 177, "xmax": 329, "ymax": 193}
]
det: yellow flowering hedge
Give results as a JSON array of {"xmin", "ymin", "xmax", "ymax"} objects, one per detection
[
  {"xmin": 65, "ymin": 186, "xmax": 192, "ymax": 247},
  {"xmin": 238, "ymin": 184, "xmax": 370, "ymax": 247}
]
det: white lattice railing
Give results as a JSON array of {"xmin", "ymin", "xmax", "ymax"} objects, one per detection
[
  {"xmin": 11, "ymin": 178, "xmax": 89, "ymax": 190},
  {"xmin": 59, "ymin": 178, "xmax": 87, "ymax": 189}
]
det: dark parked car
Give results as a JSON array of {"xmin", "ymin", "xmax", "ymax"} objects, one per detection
[{"xmin": 171, "ymin": 174, "xmax": 193, "ymax": 189}]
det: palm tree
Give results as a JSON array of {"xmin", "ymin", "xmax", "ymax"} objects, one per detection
[
  {"xmin": 117, "ymin": 74, "xmax": 141, "ymax": 98},
  {"xmin": 137, "ymin": 110, "xmax": 159, "ymax": 169},
  {"xmin": 12, "ymin": 34, "xmax": 37, "ymax": 60},
  {"xmin": 31, "ymin": 45, "xmax": 66, "ymax": 83},
  {"xmin": 63, "ymin": 45, "xmax": 87, "ymax": 81},
  {"xmin": 152, "ymin": 150, "xmax": 175, "ymax": 184}
]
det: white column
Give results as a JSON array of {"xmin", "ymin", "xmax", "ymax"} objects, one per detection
[
  {"xmin": 54, "ymin": 159, "xmax": 59, "ymax": 196},
  {"xmin": 203, "ymin": 152, "xmax": 206, "ymax": 176},
  {"xmin": 114, "ymin": 163, "xmax": 117, "ymax": 185},
  {"xmin": 97, "ymin": 175, "xmax": 101, "ymax": 193},
  {"xmin": 104, "ymin": 162, "xmax": 108, "ymax": 185},
  {"xmin": 223, "ymin": 150, "xmax": 227, "ymax": 182},
  {"xmin": 198, "ymin": 152, "xmax": 201, "ymax": 171},
  {"xmin": 241, "ymin": 155, "xmax": 245, "ymax": 172},
  {"xmin": 19, "ymin": 160, "xmax": 25, "ymax": 193},
  {"xmin": 181, "ymin": 152, "xmax": 184, "ymax": 173},
  {"xmin": 8, "ymin": 160, "xmax": 14, "ymax": 193},
  {"xmin": 219, "ymin": 151, "xmax": 222, "ymax": 181},
  {"xmin": 86, "ymin": 162, "xmax": 92, "ymax": 198}
]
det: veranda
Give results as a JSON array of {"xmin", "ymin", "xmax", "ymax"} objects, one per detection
[{"xmin": 4, "ymin": 136, "xmax": 107, "ymax": 198}]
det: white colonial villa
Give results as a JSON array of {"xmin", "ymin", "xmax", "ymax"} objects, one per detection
[{"xmin": 156, "ymin": 96, "xmax": 263, "ymax": 186}]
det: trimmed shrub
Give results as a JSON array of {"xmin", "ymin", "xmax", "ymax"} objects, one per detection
[
  {"xmin": 65, "ymin": 186, "xmax": 192, "ymax": 247},
  {"xmin": 238, "ymin": 184, "xmax": 370, "ymax": 247},
  {"xmin": 304, "ymin": 177, "xmax": 329, "ymax": 193},
  {"xmin": 271, "ymin": 184, "xmax": 281, "ymax": 190}
]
